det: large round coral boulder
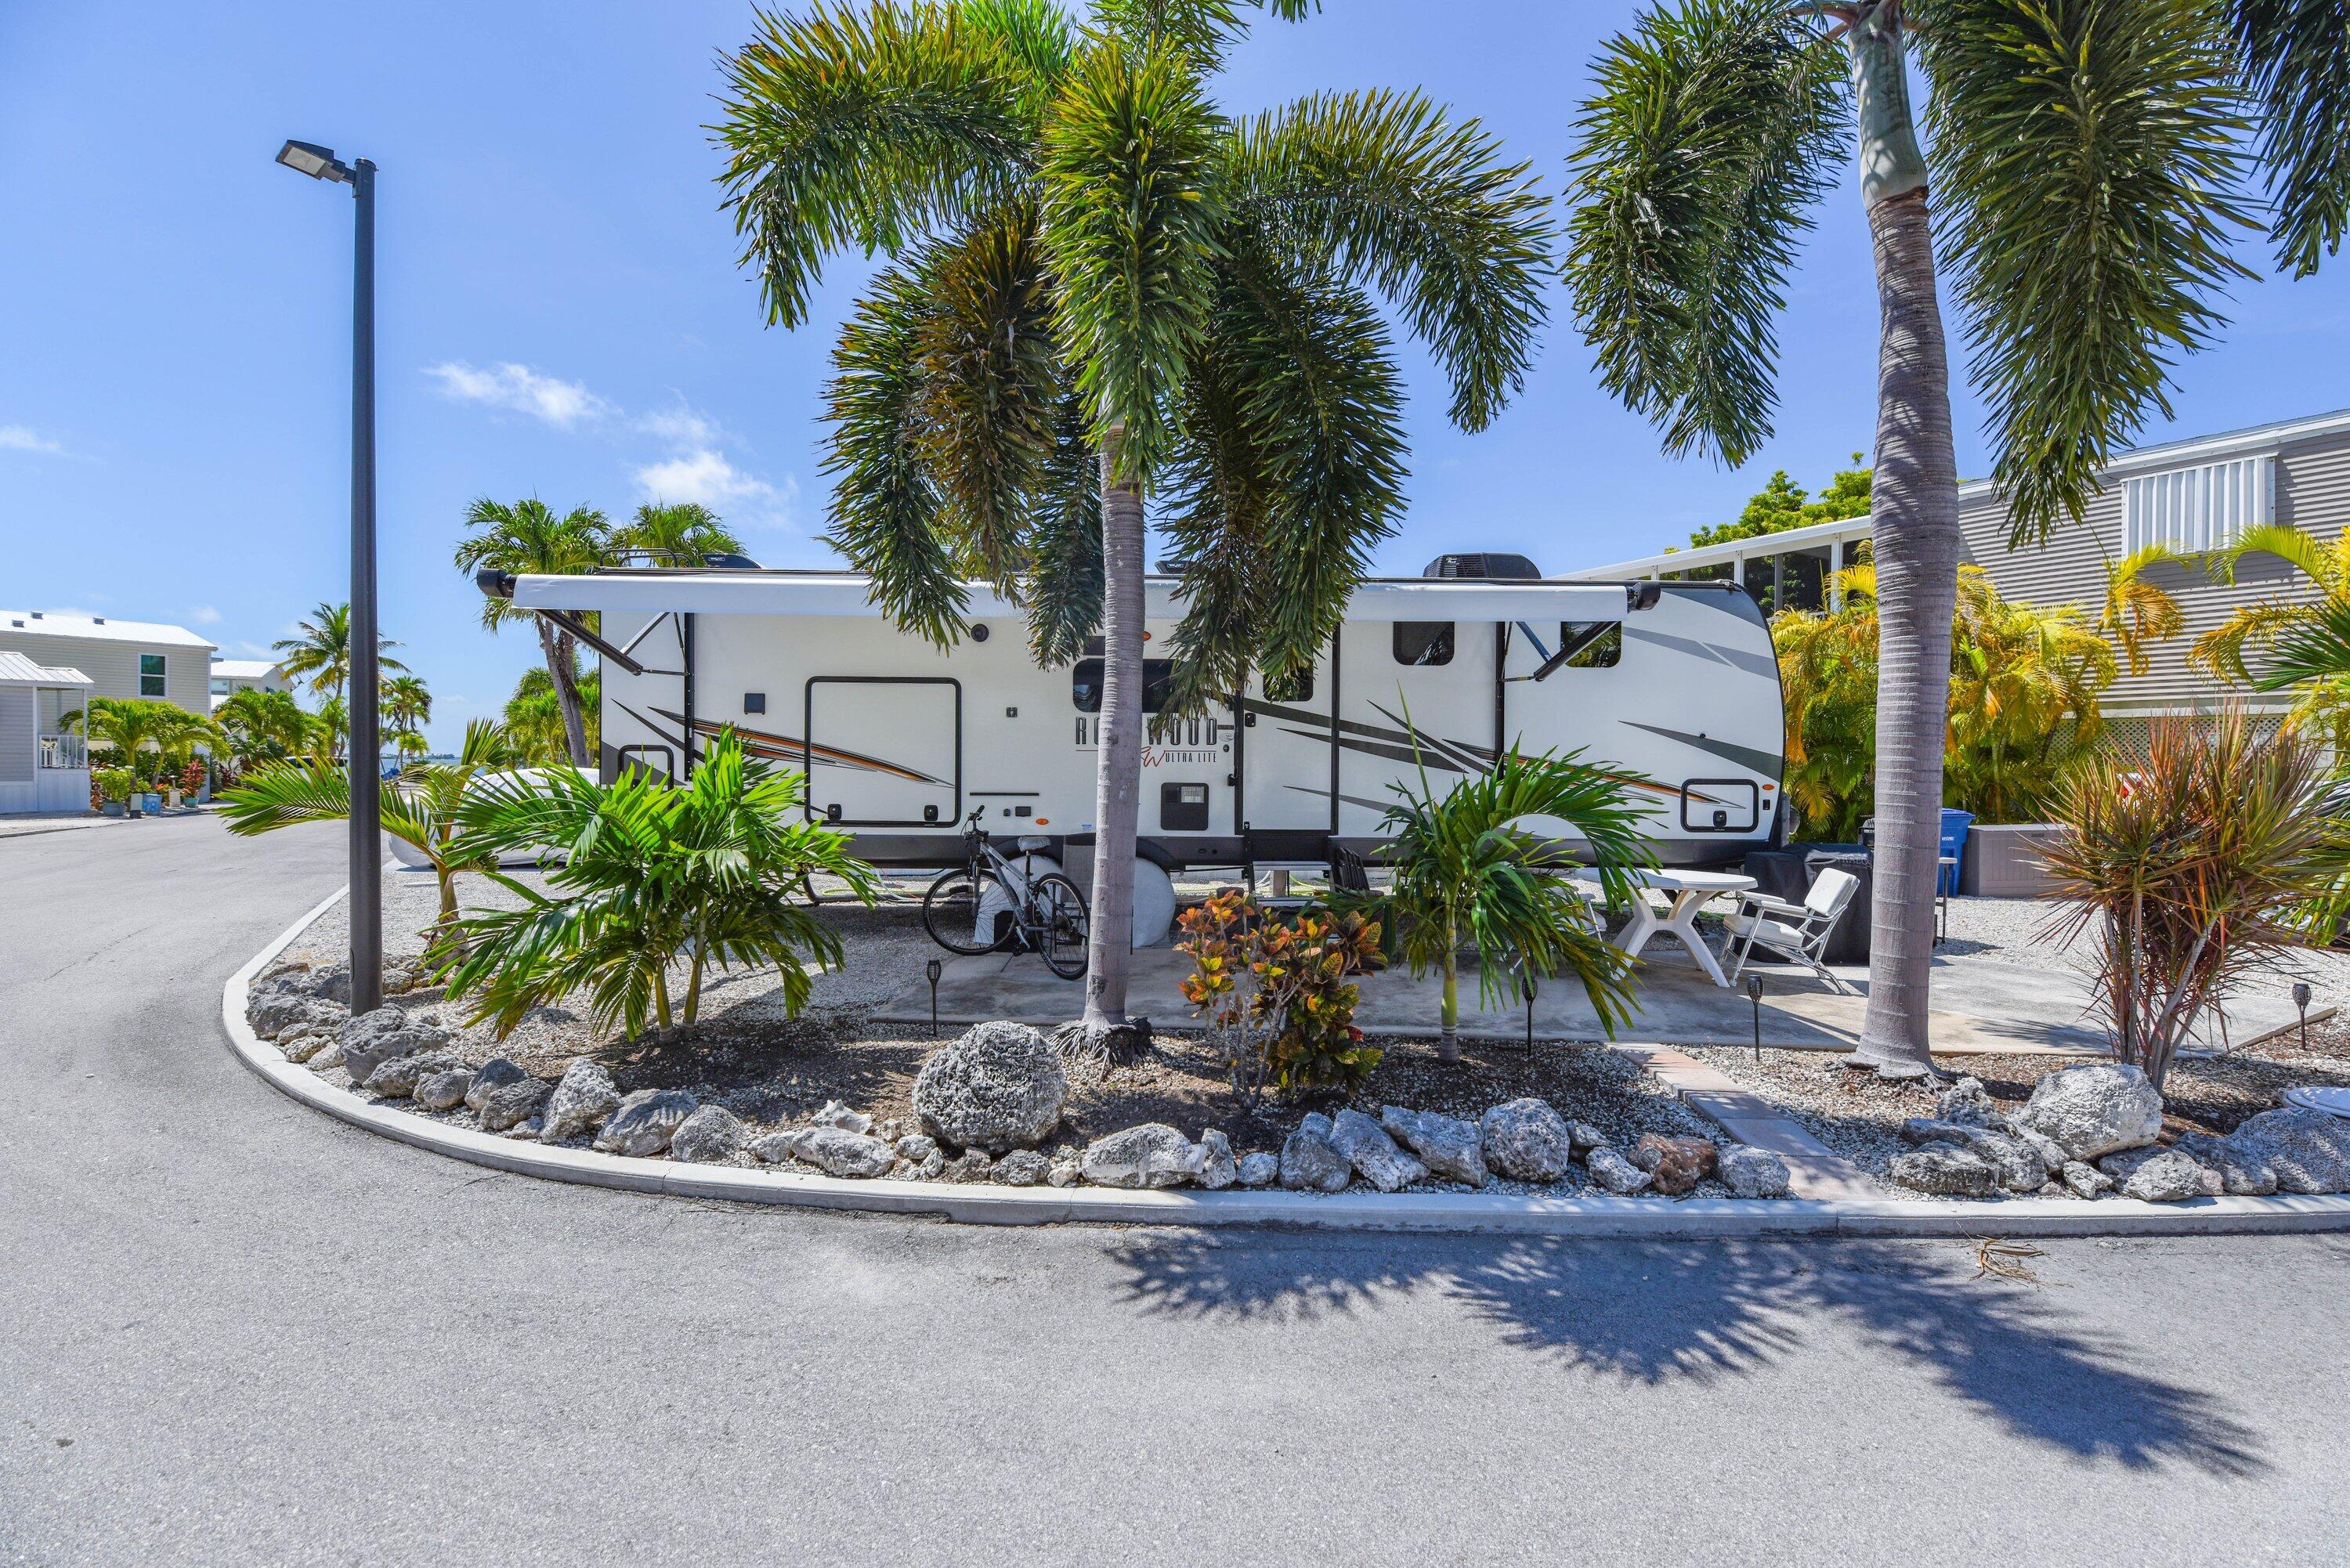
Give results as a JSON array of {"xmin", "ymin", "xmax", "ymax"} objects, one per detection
[{"xmin": 913, "ymin": 1021, "xmax": 1069, "ymax": 1154}]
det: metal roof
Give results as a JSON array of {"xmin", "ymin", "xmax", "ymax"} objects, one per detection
[
  {"xmin": 0, "ymin": 652, "xmax": 92, "ymax": 686},
  {"xmin": 0, "ymin": 609, "xmax": 217, "ymax": 650},
  {"xmin": 509, "ymin": 570, "xmax": 1634, "ymax": 624}
]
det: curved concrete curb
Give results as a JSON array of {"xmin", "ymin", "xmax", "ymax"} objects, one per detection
[{"xmin": 222, "ymin": 883, "xmax": 2350, "ymax": 1239}]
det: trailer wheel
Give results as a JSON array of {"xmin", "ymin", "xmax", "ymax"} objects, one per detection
[
  {"xmin": 1032, "ymin": 873, "xmax": 1090, "ymax": 980},
  {"xmin": 922, "ymin": 870, "xmax": 1013, "ymax": 956}
]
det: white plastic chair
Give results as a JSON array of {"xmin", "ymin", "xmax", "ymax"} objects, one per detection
[{"xmin": 1725, "ymin": 868, "xmax": 1861, "ymax": 994}]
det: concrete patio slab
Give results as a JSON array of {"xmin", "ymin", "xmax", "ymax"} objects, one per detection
[{"xmin": 873, "ymin": 945, "xmax": 2329, "ymax": 1056}]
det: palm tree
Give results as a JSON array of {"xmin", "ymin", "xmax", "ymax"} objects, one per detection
[
  {"xmin": 1378, "ymin": 741, "xmax": 1655, "ymax": 1060},
  {"xmin": 214, "ymin": 688, "xmax": 315, "ymax": 775},
  {"xmin": 61, "ymin": 697, "xmax": 222, "ymax": 782},
  {"xmin": 614, "ymin": 501, "xmax": 744, "ymax": 564},
  {"xmin": 2193, "ymin": 523, "xmax": 2350, "ymax": 749},
  {"xmin": 441, "ymin": 732, "xmax": 882, "ymax": 1039},
  {"xmin": 504, "ymin": 666, "xmax": 602, "ymax": 764},
  {"xmin": 715, "ymin": 0, "xmax": 1552, "ymax": 1036},
  {"xmin": 1564, "ymin": 0, "xmax": 2345, "ymax": 1077},
  {"xmin": 2099, "ymin": 544, "xmax": 2189, "ymax": 679},
  {"xmin": 381, "ymin": 674, "xmax": 433, "ymax": 745},
  {"xmin": 453, "ymin": 498, "xmax": 609, "ymax": 768},
  {"xmin": 220, "ymin": 719, "xmax": 533, "ymax": 930},
  {"xmin": 273, "ymin": 601, "xmax": 406, "ymax": 707}
]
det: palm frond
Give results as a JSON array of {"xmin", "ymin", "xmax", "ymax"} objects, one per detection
[
  {"xmin": 820, "ymin": 262, "xmax": 972, "ymax": 645},
  {"xmin": 714, "ymin": 1, "xmax": 1039, "ymax": 329},
  {"xmin": 1091, "ymin": 0, "xmax": 1316, "ymax": 72},
  {"xmin": 914, "ymin": 204, "xmax": 1065, "ymax": 585},
  {"xmin": 1916, "ymin": 0, "xmax": 2257, "ymax": 544},
  {"xmin": 1233, "ymin": 87, "xmax": 1557, "ymax": 433},
  {"xmin": 1039, "ymin": 38, "xmax": 1224, "ymax": 481},
  {"xmin": 2230, "ymin": 0, "xmax": 2350, "ymax": 277},
  {"xmin": 2255, "ymin": 594, "xmax": 2350, "ymax": 690},
  {"xmin": 1018, "ymin": 388, "xmax": 1106, "ymax": 665},
  {"xmin": 1562, "ymin": 0, "xmax": 1847, "ymax": 464},
  {"xmin": 1162, "ymin": 240, "xmax": 1406, "ymax": 700}
]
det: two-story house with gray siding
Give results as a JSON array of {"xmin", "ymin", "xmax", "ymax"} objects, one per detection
[
  {"xmin": 0, "ymin": 611, "xmax": 219, "ymax": 724},
  {"xmin": 1564, "ymin": 407, "xmax": 2350, "ymax": 737}
]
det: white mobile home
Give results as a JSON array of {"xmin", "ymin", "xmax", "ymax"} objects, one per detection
[
  {"xmin": 0, "ymin": 610, "xmax": 217, "ymax": 717},
  {"xmin": 0, "ymin": 652, "xmax": 92, "ymax": 815},
  {"xmin": 488, "ymin": 556, "xmax": 1787, "ymax": 876}
]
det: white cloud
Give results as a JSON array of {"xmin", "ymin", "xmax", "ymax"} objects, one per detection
[
  {"xmin": 629, "ymin": 400, "xmax": 797, "ymax": 530},
  {"xmin": 422, "ymin": 361, "xmax": 609, "ymax": 427},
  {"xmin": 634, "ymin": 404, "xmax": 724, "ymax": 446},
  {"xmin": 188, "ymin": 605, "xmax": 222, "ymax": 625},
  {"xmin": 634, "ymin": 449, "xmax": 783, "ymax": 510},
  {"xmin": 0, "ymin": 425, "xmax": 67, "ymax": 456}
]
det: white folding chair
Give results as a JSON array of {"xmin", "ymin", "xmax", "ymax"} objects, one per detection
[{"xmin": 1725, "ymin": 867, "xmax": 1861, "ymax": 994}]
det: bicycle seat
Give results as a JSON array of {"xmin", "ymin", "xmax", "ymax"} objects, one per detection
[{"xmin": 1015, "ymin": 835, "xmax": 1053, "ymax": 852}]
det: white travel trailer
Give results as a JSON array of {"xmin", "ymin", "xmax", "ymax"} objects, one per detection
[{"xmin": 483, "ymin": 555, "xmax": 1787, "ymax": 876}]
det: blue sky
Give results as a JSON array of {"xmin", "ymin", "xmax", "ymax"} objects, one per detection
[{"xmin": 5, "ymin": 1, "xmax": 2346, "ymax": 749}]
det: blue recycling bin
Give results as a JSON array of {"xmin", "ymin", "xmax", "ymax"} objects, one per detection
[{"xmin": 1939, "ymin": 808, "xmax": 1973, "ymax": 896}]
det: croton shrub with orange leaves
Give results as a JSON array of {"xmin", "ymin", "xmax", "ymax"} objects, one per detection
[{"xmin": 1177, "ymin": 890, "xmax": 1385, "ymax": 1109}]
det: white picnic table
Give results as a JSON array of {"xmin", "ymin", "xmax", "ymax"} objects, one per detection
[{"xmin": 1571, "ymin": 865, "xmax": 1759, "ymax": 988}]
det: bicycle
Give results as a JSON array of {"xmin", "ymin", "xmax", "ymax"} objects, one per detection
[{"xmin": 922, "ymin": 807, "xmax": 1090, "ymax": 979}]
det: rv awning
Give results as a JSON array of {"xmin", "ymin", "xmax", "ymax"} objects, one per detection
[{"xmin": 508, "ymin": 571, "xmax": 1631, "ymax": 623}]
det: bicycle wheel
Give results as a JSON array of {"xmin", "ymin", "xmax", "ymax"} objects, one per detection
[
  {"xmin": 1032, "ymin": 873, "xmax": 1091, "ymax": 980},
  {"xmin": 923, "ymin": 869, "xmax": 1013, "ymax": 956}
]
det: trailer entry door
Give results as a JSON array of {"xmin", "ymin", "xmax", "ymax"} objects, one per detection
[{"xmin": 804, "ymin": 678, "xmax": 960, "ymax": 827}]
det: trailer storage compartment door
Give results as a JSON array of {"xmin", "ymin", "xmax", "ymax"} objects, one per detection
[{"xmin": 803, "ymin": 677, "xmax": 960, "ymax": 827}]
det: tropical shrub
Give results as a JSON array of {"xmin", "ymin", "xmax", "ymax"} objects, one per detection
[
  {"xmin": 94, "ymin": 768, "xmax": 137, "ymax": 806},
  {"xmin": 1777, "ymin": 564, "xmax": 2130, "ymax": 836},
  {"xmin": 220, "ymin": 720, "xmax": 535, "ymax": 928},
  {"xmin": 438, "ymin": 732, "xmax": 880, "ymax": 1041},
  {"xmin": 1177, "ymin": 891, "xmax": 1383, "ymax": 1107},
  {"xmin": 2189, "ymin": 523, "xmax": 2350, "ymax": 750},
  {"xmin": 61, "ymin": 696, "xmax": 222, "ymax": 778},
  {"xmin": 215, "ymin": 688, "xmax": 315, "ymax": 774},
  {"xmin": 1376, "ymin": 738, "xmax": 1653, "ymax": 1060},
  {"xmin": 2040, "ymin": 711, "xmax": 2335, "ymax": 1092},
  {"xmin": 504, "ymin": 667, "xmax": 601, "ymax": 765}
]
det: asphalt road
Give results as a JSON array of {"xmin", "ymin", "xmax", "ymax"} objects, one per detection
[{"xmin": 5, "ymin": 815, "xmax": 2348, "ymax": 1566}]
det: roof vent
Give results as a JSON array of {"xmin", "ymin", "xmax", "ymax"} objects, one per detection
[
  {"xmin": 1422, "ymin": 552, "xmax": 1541, "ymax": 580},
  {"xmin": 92, "ymin": 616, "xmax": 104, "ymax": 624},
  {"xmin": 29, "ymin": 611, "xmax": 42, "ymax": 619}
]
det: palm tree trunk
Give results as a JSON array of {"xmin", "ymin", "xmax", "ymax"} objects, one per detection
[
  {"xmin": 1846, "ymin": 5, "xmax": 1961, "ymax": 1079},
  {"xmin": 541, "ymin": 622, "xmax": 590, "ymax": 768},
  {"xmin": 1083, "ymin": 432, "xmax": 1144, "ymax": 1031},
  {"xmin": 1438, "ymin": 932, "xmax": 1460, "ymax": 1063}
]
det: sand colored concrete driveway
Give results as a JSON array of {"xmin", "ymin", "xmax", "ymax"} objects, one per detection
[{"xmin": 6, "ymin": 817, "xmax": 2350, "ymax": 1566}]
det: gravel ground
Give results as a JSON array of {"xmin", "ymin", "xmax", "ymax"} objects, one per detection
[
  {"xmin": 273, "ymin": 865, "xmax": 1734, "ymax": 1196},
  {"xmin": 1942, "ymin": 894, "xmax": 2350, "ymax": 1009}
]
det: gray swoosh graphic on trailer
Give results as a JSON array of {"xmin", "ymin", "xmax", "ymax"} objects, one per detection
[
  {"xmin": 1624, "ymin": 625, "xmax": 1779, "ymax": 681},
  {"xmin": 1619, "ymin": 721, "xmax": 1783, "ymax": 779}
]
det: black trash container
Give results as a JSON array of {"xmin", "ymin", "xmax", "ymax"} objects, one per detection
[
  {"xmin": 1744, "ymin": 844, "xmax": 1874, "ymax": 965},
  {"xmin": 1803, "ymin": 847, "xmax": 1873, "ymax": 965}
]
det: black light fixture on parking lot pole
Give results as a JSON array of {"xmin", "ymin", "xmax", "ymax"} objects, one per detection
[{"xmin": 276, "ymin": 138, "xmax": 382, "ymax": 1017}]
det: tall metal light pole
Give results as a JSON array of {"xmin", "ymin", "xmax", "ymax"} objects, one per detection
[{"xmin": 277, "ymin": 139, "xmax": 382, "ymax": 1016}]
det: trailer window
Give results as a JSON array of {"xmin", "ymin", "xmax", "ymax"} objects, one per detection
[
  {"xmin": 1554, "ymin": 622, "xmax": 1622, "ymax": 669},
  {"xmin": 1264, "ymin": 667, "xmax": 1314, "ymax": 703},
  {"xmin": 1072, "ymin": 658, "xmax": 1173, "ymax": 714},
  {"xmin": 1393, "ymin": 622, "xmax": 1454, "ymax": 667}
]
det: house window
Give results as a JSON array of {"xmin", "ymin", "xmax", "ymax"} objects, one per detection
[
  {"xmin": 1393, "ymin": 622, "xmax": 1455, "ymax": 666},
  {"xmin": 139, "ymin": 654, "xmax": 167, "ymax": 698},
  {"xmin": 2124, "ymin": 455, "xmax": 2272, "ymax": 555},
  {"xmin": 1553, "ymin": 622, "xmax": 1622, "ymax": 669},
  {"xmin": 210, "ymin": 677, "xmax": 230, "ymax": 695}
]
